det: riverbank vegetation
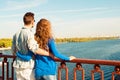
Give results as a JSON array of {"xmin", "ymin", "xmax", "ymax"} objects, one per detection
[
  {"xmin": 55, "ymin": 36, "xmax": 119, "ymax": 43},
  {"xmin": 0, "ymin": 38, "xmax": 12, "ymax": 48},
  {"xmin": 0, "ymin": 36, "xmax": 119, "ymax": 48}
]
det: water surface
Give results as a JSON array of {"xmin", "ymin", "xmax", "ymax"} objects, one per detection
[{"xmin": 1, "ymin": 39, "xmax": 120, "ymax": 80}]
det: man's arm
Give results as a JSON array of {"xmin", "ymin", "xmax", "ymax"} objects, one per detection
[
  {"xmin": 27, "ymin": 31, "xmax": 54, "ymax": 57},
  {"xmin": 11, "ymin": 35, "xmax": 17, "ymax": 56},
  {"xmin": 35, "ymin": 48, "xmax": 54, "ymax": 58}
]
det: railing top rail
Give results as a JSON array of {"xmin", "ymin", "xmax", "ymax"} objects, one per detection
[
  {"xmin": 0, "ymin": 53, "xmax": 120, "ymax": 66},
  {"xmin": 0, "ymin": 54, "xmax": 16, "ymax": 58},
  {"xmin": 54, "ymin": 58, "xmax": 120, "ymax": 66}
]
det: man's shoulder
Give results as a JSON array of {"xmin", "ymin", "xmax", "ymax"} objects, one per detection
[{"xmin": 14, "ymin": 29, "xmax": 21, "ymax": 35}]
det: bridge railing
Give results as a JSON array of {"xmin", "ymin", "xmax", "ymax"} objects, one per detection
[
  {"xmin": 54, "ymin": 58, "xmax": 120, "ymax": 80},
  {"xmin": 0, "ymin": 53, "xmax": 16, "ymax": 80},
  {"xmin": 0, "ymin": 53, "xmax": 120, "ymax": 80}
]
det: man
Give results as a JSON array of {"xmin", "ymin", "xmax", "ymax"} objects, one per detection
[{"xmin": 12, "ymin": 12, "xmax": 53, "ymax": 80}]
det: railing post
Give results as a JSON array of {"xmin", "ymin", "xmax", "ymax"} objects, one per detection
[
  {"xmin": 91, "ymin": 64, "xmax": 104, "ymax": 80},
  {"xmin": 0, "ymin": 54, "xmax": 16, "ymax": 80},
  {"xmin": 1, "ymin": 57, "xmax": 7, "ymax": 80},
  {"xmin": 2, "ymin": 61, "xmax": 4, "ymax": 80},
  {"xmin": 4, "ymin": 57, "xmax": 8, "ymax": 80},
  {"xmin": 6, "ymin": 62, "xmax": 9, "ymax": 80},
  {"xmin": 11, "ymin": 58, "xmax": 16, "ymax": 80},
  {"xmin": 58, "ymin": 61, "xmax": 68, "ymax": 80},
  {"xmin": 73, "ymin": 63, "xmax": 84, "ymax": 80}
]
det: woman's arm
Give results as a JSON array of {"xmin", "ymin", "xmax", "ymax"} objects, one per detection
[
  {"xmin": 48, "ymin": 39, "xmax": 70, "ymax": 61},
  {"xmin": 16, "ymin": 51, "xmax": 34, "ymax": 61}
]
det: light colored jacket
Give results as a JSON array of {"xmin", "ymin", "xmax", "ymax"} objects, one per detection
[{"xmin": 12, "ymin": 26, "xmax": 38, "ymax": 69}]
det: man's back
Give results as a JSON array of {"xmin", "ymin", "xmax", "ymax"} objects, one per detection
[{"xmin": 12, "ymin": 27, "xmax": 32, "ymax": 54}]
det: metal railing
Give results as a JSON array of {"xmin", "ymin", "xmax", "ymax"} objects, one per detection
[
  {"xmin": 0, "ymin": 53, "xmax": 16, "ymax": 80},
  {"xmin": 0, "ymin": 53, "xmax": 120, "ymax": 80},
  {"xmin": 55, "ymin": 58, "xmax": 120, "ymax": 80}
]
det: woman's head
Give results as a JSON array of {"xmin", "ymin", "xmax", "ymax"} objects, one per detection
[{"xmin": 35, "ymin": 18, "xmax": 52, "ymax": 50}]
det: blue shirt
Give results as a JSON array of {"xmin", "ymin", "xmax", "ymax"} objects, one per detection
[{"xmin": 35, "ymin": 39, "xmax": 70, "ymax": 77}]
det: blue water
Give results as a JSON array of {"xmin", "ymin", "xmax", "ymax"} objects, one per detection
[
  {"xmin": 56, "ymin": 39, "xmax": 120, "ymax": 80},
  {"xmin": 1, "ymin": 39, "xmax": 120, "ymax": 80}
]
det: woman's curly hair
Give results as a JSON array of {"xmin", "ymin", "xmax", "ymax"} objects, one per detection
[{"xmin": 35, "ymin": 18, "xmax": 52, "ymax": 51}]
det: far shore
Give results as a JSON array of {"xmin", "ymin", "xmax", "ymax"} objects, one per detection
[
  {"xmin": 0, "ymin": 47, "xmax": 11, "ymax": 50},
  {"xmin": 0, "ymin": 36, "xmax": 119, "ymax": 49}
]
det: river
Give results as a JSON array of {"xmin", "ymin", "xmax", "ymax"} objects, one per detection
[{"xmin": 1, "ymin": 39, "xmax": 120, "ymax": 80}]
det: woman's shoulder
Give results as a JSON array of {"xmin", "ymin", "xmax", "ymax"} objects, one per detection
[
  {"xmin": 49, "ymin": 38, "xmax": 54, "ymax": 42},
  {"xmin": 48, "ymin": 38, "xmax": 55, "ymax": 45}
]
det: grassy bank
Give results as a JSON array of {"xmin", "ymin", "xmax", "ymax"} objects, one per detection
[
  {"xmin": 55, "ymin": 36, "xmax": 119, "ymax": 43},
  {"xmin": 0, "ymin": 36, "xmax": 119, "ymax": 48},
  {"xmin": 0, "ymin": 38, "xmax": 12, "ymax": 48}
]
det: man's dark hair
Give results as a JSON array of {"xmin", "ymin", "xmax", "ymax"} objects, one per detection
[{"xmin": 23, "ymin": 12, "xmax": 34, "ymax": 25}]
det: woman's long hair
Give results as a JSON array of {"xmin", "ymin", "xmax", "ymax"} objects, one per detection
[{"xmin": 35, "ymin": 18, "xmax": 52, "ymax": 51}]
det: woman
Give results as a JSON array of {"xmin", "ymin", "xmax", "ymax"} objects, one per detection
[{"xmin": 34, "ymin": 18, "xmax": 75, "ymax": 80}]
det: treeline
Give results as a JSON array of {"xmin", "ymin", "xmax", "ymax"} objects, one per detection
[
  {"xmin": 55, "ymin": 36, "xmax": 119, "ymax": 43},
  {"xmin": 0, "ymin": 38, "xmax": 12, "ymax": 48},
  {"xmin": 0, "ymin": 36, "xmax": 119, "ymax": 48}
]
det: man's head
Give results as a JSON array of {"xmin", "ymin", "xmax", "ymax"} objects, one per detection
[{"xmin": 23, "ymin": 12, "xmax": 35, "ymax": 27}]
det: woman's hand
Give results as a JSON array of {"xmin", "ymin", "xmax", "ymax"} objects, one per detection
[{"xmin": 69, "ymin": 56, "xmax": 76, "ymax": 60}]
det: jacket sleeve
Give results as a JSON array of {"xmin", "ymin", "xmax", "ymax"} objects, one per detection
[
  {"xmin": 48, "ymin": 39, "xmax": 70, "ymax": 61},
  {"xmin": 27, "ymin": 31, "xmax": 39, "ymax": 53}
]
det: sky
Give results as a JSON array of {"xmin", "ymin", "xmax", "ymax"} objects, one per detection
[{"xmin": 0, "ymin": 0, "xmax": 120, "ymax": 38}]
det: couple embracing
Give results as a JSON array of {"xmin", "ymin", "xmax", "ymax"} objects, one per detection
[{"xmin": 12, "ymin": 12, "xmax": 76, "ymax": 80}]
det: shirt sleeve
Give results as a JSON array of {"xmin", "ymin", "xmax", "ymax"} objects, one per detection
[
  {"xmin": 11, "ymin": 35, "xmax": 16, "ymax": 55},
  {"xmin": 27, "ymin": 31, "xmax": 39, "ymax": 53},
  {"xmin": 48, "ymin": 39, "xmax": 70, "ymax": 61}
]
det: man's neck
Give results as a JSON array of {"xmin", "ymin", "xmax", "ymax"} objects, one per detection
[{"xmin": 24, "ymin": 24, "xmax": 33, "ymax": 28}]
